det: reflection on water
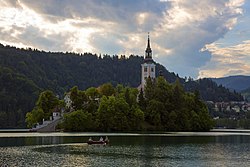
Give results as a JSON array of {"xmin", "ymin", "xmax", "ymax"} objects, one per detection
[{"xmin": 1, "ymin": 133, "xmax": 250, "ymax": 166}]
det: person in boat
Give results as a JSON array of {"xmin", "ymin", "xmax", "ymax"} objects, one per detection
[
  {"xmin": 88, "ymin": 137, "xmax": 93, "ymax": 142},
  {"xmin": 99, "ymin": 137, "xmax": 103, "ymax": 142},
  {"xmin": 105, "ymin": 136, "xmax": 109, "ymax": 143}
]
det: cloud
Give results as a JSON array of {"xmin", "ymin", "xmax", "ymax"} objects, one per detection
[
  {"xmin": 0, "ymin": 0, "xmax": 170, "ymax": 54},
  {"xmin": 20, "ymin": 0, "xmax": 169, "ymax": 30},
  {"xmin": 152, "ymin": 0, "xmax": 245, "ymax": 78},
  {"xmin": 199, "ymin": 40, "xmax": 250, "ymax": 78},
  {"xmin": 0, "ymin": 0, "xmax": 247, "ymax": 78}
]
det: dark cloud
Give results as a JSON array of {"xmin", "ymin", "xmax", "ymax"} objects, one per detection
[{"xmin": 21, "ymin": 0, "xmax": 169, "ymax": 27}]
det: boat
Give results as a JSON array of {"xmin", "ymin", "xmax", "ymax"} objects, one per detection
[{"xmin": 87, "ymin": 136, "xmax": 109, "ymax": 145}]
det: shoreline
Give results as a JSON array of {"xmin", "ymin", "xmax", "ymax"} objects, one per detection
[{"xmin": 1, "ymin": 128, "xmax": 250, "ymax": 138}]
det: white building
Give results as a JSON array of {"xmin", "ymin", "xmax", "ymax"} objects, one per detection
[
  {"xmin": 140, "ymin": 33, "xmax": 156, "ymax": 90},
  {"xmin": 64, "ymin": 93, "xmax": 72, "ymax": 109}
]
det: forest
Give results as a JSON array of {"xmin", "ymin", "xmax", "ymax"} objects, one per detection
[
  {"xmin": 0, "ymin": 44, "xmax": 243, "ymax": 128},
  {"xmin": 26, "ymin": 78, "xmax": 213, "ymax": 132}
]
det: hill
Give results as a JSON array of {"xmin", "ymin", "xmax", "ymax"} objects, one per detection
[
  {"xmin": 0, "ymin": 44, "xmax": 243, "ymax": 128},
  {"xmin": 211, "ymin": 75, "xmax": 250, "ymax": 92}
]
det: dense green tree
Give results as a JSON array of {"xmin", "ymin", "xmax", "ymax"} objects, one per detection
[
  {"xmin": 25, "ymin": 107, "xmax": 44, "ymax": 128},
  {"xmin": 36, "ymin": 90, "xmax": 59, "ymax": 119},
  {"xmin": 85, "ymin": 87, "xmax": 100, "ymax": 100},
  {"xmin": 146, "ymin": 100, "xmax": 164, "ymax": 127},
  {"xmin": 128, "ymin": 105, "xmax": 144, "ymax": 130},
  {"xmin": 113, "ymin": 97, "xmax": 130, "ymax": 130},
  {"xmin": 167, "ymin": 111, "xmax": 177, "ymax": 131},
  {"xmin": 97, "ymin": 96, "xmax": 115, "ymax": 131},
  {"xmin": 69, "ymin": 86, "xmax": 88, "ymax": 110},
  {"xmin": 63, "ymin": 110, "xmax": 95, "ymax": 131},
  {"xmin": 99, "ymin": 83, "xmax": 115, "ymax": 96},
  {"xmin": 0, "ymin": 112, "xmax": 7, "ymax": 128},
  {"xmin": 138, "ymin": 88, "xmax": 146, "ymax": 110},
  {"xmin": 144, "ymin": 77, "xmax": 155, "ymax": 102},
  {"xmin": 25, "ymin": 90, "xmax": 60, "ymax": 127}
]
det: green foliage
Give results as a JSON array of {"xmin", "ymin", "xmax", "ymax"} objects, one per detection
[
  {"xmin": 36, "ymin": 90, "xmax": 59, "ymax": 119},
  {"xmin": 128, "ymin": 106, "xmax": 144, "ymax": 130},
  {"xmin": 97, "ymin": 96, "xmax": 130, "ymax": 131},
  {"xmin": 0, "ymin": 112, "xmax": 7, "ymax": 128},
  {"xmin": 142, "ymin": 77, "xmax": 213, "ymax": 131},
  {"xmin": 69, "ymin": 86, "xmax": 88, "ymax": 110},
  {"xmin": 60, "ymin": 82, "xmax": 146, "ymax": 131},
  {"xmin": 59, "ymin": 78, "xmax": 213, "ymax": 132},
  {"xmin": 25, "ymin": 90, "xmax": 59, "ymax": 127},
  {"xmin": 63, "ymin": 110, "xmax": 95, "ymax": 131},
  {"xmin": 184, "ymin": 78, "xmax": 243, "ymax": 102},
  {"xmin": 86, "ymin": 87, "xmax": 100, "ymax": 100},
  {"xmin": 99, "ymin": 83, "xmax": 115, "ymax": 96},
  {"xmin": 138, "ymin": 88, "xmax": 146, "ymax": 110},
  {"xmin": 25, "ymin": 107, "xmax": 44, "ymax": 128}
]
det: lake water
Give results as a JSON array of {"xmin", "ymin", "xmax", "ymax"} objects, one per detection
[{"xmin": 1, "ymin": 131, "xmax": 250, "ymax": 167}]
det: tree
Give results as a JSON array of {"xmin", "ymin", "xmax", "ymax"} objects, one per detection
[
  {"xmin": 70, "ymin": 86, "xmax": 88, "ymax": 110},
  {"xmin": 86, "ymin": 87, "xmax": 100, "ymax": 100},
  {"xmin": 172, "ymin": 79, "xmax": 184, "ymax": 107},
  {"xmin": 138, "ymin": 88, "xmax": 146, "ymax": 110},
  {"xmin": 98, "ymin": 83, "xmax": 115, "ymax": 97},
  {"xmin": 97, "ymin": 95, "xmax": 130, "ymax": 131},
  {"xmin": 25, "ymin": 107, "xmax": 44, "ymax": 128},
  {"xmin": 144, "ymin": 77, "xmax": 155, "ymax": 101},
  {"xmin": 36, "ymin": 90, "xmax": 59, "ymax": 119},
  {"xmin": 0, "ymin": 112, "xmax": 7, "ymax": 128},
  {"xmin": 155, "ymin": 76, "xmax": 172, "ymax": 104},
  {"xmin": 97, "ymin": 96, "xmax": 114, "ymax": 131},
  {"xmin": 129, "ymin": 105, "xmax": 144, "ymax": 130},
  {"xmin": 146, "ymin": 99, "xmax": 164, "ymax": 127},
  {"xmin": 63, "ymin": 110, "xmax": 95, "ymax": 131},
  {"xmin": 167, "ymin": 111, "xmax": 177, "ymax": 131},
  {"xmin": 113, "ymin": 97, "xmax": 130, "ymax": 130}
]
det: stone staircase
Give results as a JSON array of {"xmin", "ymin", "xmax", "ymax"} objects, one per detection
[{"xmin": 30, "ymin": 116, "xmax": 62, "ymax": 132}]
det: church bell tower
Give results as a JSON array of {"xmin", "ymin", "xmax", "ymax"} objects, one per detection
[{"xmin": 141, "ymin": 33, "xmax": 156, "ymax": 90}]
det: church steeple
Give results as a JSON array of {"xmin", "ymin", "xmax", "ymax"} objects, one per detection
[
  {"xmin": 140, "ymin": 33, "xmax": 156, "ymax": 90},
  {"xmin": 145, "ymin": 32, "xmax": 153, "ymax": 62}
]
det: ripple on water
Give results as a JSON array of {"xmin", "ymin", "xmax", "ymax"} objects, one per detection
[{"xmin": 1, "ymin": 142, "xmax": 250, "ymax": 167}]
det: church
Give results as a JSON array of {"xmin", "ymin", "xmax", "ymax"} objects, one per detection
[{"xmin": 140, "ymin": 33, "xmax": 156, "ymax": 90}]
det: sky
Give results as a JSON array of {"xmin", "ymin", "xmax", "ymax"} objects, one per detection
[{"xmin": 0, "ymin": 0, "xmax": 249, "ymax": 79}]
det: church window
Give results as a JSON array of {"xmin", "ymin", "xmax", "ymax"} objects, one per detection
[
  {"xmin": 151, "ymin": 68, "xmax": 154, "ymax": 72},
  {"xmin": 144, "ymin": 67, "xmax": 147, "ymax": 72}
]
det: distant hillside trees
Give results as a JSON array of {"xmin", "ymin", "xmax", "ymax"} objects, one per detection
[{"xmin": 184, "ymin": 78, "xmax": 243, "ymax": 102}]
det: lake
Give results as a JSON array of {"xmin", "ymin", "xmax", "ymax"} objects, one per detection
[{"xmin": 1, "ymin": 130, "xmax": 250, "ymax": 167}]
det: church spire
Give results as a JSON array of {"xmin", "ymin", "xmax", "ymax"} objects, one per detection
[
  {"xmin": 141, "ymin": 32, "xmax": 156, "ymax": 90},
  {"xmin": 147, "ymin": 32, "xmax": 151, "ymax": 50},
  {"xmin": 145, "ymin": 32, "xmax": 152, "ymax": 60}
]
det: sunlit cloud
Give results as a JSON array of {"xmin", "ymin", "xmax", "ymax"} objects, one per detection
[{"xmin": 199, "ymin": 40, "xmax": 250, "ymax": 78}]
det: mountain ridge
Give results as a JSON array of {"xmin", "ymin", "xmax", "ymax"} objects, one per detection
[{"xmin": 211, "ymin": 75, "xmax": 250, "ymax": 92}]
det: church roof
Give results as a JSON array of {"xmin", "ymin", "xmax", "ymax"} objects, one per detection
[{"xmin": 144, "ymin": 33, "xmax": 153, "ymax": 62}]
